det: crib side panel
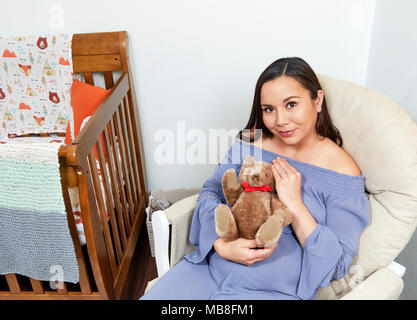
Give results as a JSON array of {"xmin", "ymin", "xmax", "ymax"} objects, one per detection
[{"xmin": 0, "ymin": 31, "xmax": 149, "ymax": 300}]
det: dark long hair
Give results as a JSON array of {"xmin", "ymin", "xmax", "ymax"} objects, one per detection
[{"xmin": 238, "ymin": 57, "xmax": 343, "ymax": 147}]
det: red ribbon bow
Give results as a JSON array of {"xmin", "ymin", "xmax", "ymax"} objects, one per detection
[{"xmin": 241, "ymin": 181, "xmax": 272, "ymax": 192}]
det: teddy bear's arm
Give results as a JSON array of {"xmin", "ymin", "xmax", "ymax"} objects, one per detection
[
  {"xmin": 271, "ymin": 193, "xmax": 292, "ymax": 226},
  {"xmin": 222, "ymin": 168, "xmax": 243, "ymax": 207}
]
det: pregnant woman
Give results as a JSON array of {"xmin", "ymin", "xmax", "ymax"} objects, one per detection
[{"xmin": 141, "ymin": 57, "xmax": 370, "ymax": 300}]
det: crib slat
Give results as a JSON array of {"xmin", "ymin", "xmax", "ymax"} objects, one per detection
[
  {"xmin": 96, "ymin": 132, "xmax": 124, "ymax": 263},
  {"xmin": 84, "ymin": 72, "xmax": 94, "ymax": 85},
  {"xmin": 103, "ymin": 124, "xmax": 128, "ymax": 249},
  {"xmin": 119, "ymin": 97, "xmax": 138, "ymax": 215},
  {"xmin": 122, "ymin": 95, "xmax": 141, "ymax": 208},
  {"xmin": 5, "ymin": 274, "xmax": 21, "ymax": 294},
  {"xmin": 88, "ymin": 151, "xmax": 118, "ymax": 278},
  {"xmin": 104, "ymin": 71, "xmax": 115, "ymax": 89},
  {"xmin": 109, "ymin": 117, "xmax": 132, "ymax": 235},
  {"xmin": 29, "ymin": 278, "xmax": 44, "ymax": 294},
  {"xmin": 114, "ymin": 106, "xmax": 136, "ymax": 225},
  {"xmin": 126, "ymin": 86, "xmax": 147, "ymax": 204}
]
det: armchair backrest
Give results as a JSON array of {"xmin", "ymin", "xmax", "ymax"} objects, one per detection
[{"xmin": 315, "ymin": 74, "xmax": 417, "ymax": 298}]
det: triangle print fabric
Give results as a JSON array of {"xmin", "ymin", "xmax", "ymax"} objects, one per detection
[{"xmin": 0, "ymin": 34, "xmax": 73, "ymax": 138}]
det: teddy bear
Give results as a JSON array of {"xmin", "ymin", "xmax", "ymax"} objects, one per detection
[{"xmin": 215, "ymin": 155, "xmax": 292, "ymax": 248}]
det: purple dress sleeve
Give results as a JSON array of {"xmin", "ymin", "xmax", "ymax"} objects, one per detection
[
  {"xmin": 184, "ymin": 147, "xmax": 242, "ymax": 263},
  {"xmin": 296, "ymin": 191, "xmax": 371, "ymax": 299}
]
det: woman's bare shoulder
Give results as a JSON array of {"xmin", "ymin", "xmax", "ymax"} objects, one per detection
[{"xmin": 321, "ymin": 138, "xmax": 362, "ymax": 176}]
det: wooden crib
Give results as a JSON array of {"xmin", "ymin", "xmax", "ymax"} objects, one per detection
[{"xmin": 0, "ymin": 31, "xmax": 149, "ymax": 299}]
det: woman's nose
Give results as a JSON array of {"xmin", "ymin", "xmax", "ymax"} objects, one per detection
[{"xmin": 275, "ymin": 108, "xmax": 289, "ymax": 126}]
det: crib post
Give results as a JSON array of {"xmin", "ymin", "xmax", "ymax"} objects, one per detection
[
  {"xmin": 76, "ymin": 165, "xmax": 115, "ymax": 299},
  {"xmin": 67, "ymin": 145, "xmax": 115, "ymax": 299}
]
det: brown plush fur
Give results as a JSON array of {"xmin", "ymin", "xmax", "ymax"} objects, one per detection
[{"xmin": 215, "ymin": 155, "xmax": 292, "ymax": 247}]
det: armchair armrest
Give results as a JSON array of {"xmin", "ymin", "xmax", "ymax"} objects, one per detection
[
  {"xmin": 341, "ymin": 266, "xmax": 404, "ymax": 300},
  {"xmin": 152, "ymin": 210, "xmax": 171, "ymax": 277},
  {"xmin": 152, "ymin": 193, "xmax": 199, "ymax": 277}
]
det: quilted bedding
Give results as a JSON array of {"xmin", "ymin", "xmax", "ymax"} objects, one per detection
[{"xmin": 0, "ymin": 134, "xmax": 115, "ymax": 246}]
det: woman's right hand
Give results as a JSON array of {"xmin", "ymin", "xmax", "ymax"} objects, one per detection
[{"xmin": 213, "ymin": 237, "xmax": 277, "ymax": 266}]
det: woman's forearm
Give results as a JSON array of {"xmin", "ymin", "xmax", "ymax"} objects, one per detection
[{"xmin": 289, "ymin": 203, "xmax": 317, "ymax": 249}]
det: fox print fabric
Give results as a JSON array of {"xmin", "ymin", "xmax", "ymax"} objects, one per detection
[{"xmin": 0, "ymin": 34, "xmax": 73, "ymax": 138}]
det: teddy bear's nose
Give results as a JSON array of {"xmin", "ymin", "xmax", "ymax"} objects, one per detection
[{"xmin": 253, "ymin": 174, "xmax": 259, "ymax": 180}]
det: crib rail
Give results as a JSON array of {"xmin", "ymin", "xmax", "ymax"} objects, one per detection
[{"xmin": 65, "ymin": 72, "xmax": 147, "ymax": 299}]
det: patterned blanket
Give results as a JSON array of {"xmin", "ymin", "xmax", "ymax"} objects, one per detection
[{"xmin": 0, "ymin": 33, "xmax": 73, "ymax": 138}]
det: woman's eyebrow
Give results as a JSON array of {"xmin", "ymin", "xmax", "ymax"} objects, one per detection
[
  {"xmin": 261, "ymin": 96, "xmax": 300, "ymax": 107},
  {"xmin": 282, "ymin": 96, "xmax": 300, "ymax": 102}
]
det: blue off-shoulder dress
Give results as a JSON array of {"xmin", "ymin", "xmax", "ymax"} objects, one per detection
[{"xmin": 141, "ymin": 138, "xmax": 370, "ymax": 300}]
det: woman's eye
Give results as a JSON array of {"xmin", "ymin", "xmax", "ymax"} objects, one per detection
[
  {"xmin": 287, "ymin": 102, "xmax": 297, "ymax": 109},
  {"xmin": 262, "ymin": 107, "xmax": 274, "ymax": 113}
]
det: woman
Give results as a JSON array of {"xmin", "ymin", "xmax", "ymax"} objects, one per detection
[{"xmin": 141, "ymin": 57, "xmax": 370, "ymax": 300}]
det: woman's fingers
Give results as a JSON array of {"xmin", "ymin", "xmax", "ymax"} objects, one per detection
[
  {"xmin": 274, "ymin": 157, "xmax": 301, "ymax": 179},
  {"xmin": 230, "ymin": 238, "xmax": 278, "ymax": 265},
  {"xmin": 279, "ymin": 158, "xmax": 297, "ymax": 176},
  {"xmin": 272, "ymin": 157, "xmax": 288, "ymax": 178},
  {"xmin": 272, "ymin": 160, "xmax": 283, "ymax": 182},
  {"xmin": 247, "ymin": 245, "xmax": 275, "ymax": 263},
  {"xmin": 239, "ymin": 238, "xmax": 258, "ymax": 249}
]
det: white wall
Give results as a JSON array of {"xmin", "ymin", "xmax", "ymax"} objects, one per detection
[
  {"xmin": 364, "ymin": 0, "xmax": 417, "ymax": 300},
  {"xmin": 365, "ymin": 0, "xmax": 417, "ymax": 123},
  {"xmin": 1, "ymin": 0, "xmax": 376, "ymax": 191}
]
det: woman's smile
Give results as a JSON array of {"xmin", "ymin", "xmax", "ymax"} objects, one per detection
[{"xmin": 278, "ymin": 129, "xmax": 297, "ymax": 137}]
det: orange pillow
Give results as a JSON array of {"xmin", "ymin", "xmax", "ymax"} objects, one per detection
[{"xmin": 65, "ymin": 80, "xmax": 110, "ymax": 160}]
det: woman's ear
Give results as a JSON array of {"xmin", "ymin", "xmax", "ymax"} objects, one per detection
[{"xmin": 315, "ymin": 90, "xmax": 324, "ymax": 113}]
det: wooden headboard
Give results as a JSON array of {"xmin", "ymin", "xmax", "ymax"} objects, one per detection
[
  {"xmin": 72, "ymin": 31, "xmax": 129, "ymax": 88},
  {"xmin": 72, "ymin": 31, "xmax": 128, "ymax": 73}
]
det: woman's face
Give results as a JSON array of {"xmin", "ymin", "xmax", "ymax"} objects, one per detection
[{"xmin": 260, "ymin": 76, "xmax": 324, "ymax": 147}]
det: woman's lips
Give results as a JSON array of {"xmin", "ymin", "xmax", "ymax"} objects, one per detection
[{"xmin": 278, "ymin": 129, "xmax": 296, "ymax": 137}]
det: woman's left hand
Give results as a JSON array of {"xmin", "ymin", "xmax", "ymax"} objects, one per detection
[{"xmin": 271, "ymin": 157, "xmax": 303, "ymax": 213}]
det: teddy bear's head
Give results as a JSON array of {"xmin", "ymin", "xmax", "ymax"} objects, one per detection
[{"xmin": 238, "ymin": 156, "xmax": 275, "ymax": 191}]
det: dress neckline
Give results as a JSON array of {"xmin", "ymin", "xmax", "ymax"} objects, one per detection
[{"xmin": 236, "ymin": 139, "xmax": 365, "ymax": 181}]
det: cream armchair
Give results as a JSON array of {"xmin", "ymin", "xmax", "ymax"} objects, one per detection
[{"xmin": 146, "ymin": 74, "xmax": 417, "ymax": 300}]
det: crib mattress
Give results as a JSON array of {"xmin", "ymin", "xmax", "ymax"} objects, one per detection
[{"xmin": 0, "ymin": 135, "xmax": 116, "ymax": 246}]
